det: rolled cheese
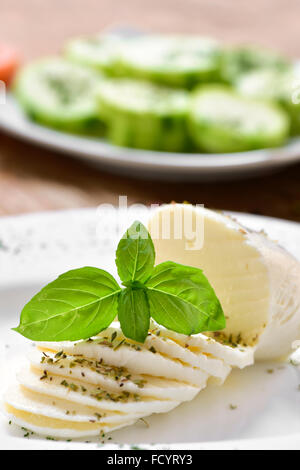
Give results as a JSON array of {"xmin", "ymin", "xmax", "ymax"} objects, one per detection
[{"xmin": 148, "ymin": 204, "xmax": 300, "ymax": 360}]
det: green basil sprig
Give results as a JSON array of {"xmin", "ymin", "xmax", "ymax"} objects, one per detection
[{"xmin": 13, "ymin": 221, "xmax": 225, "ymax": 343}]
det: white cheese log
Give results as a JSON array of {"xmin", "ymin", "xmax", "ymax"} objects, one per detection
[{"xmin": 148, "ymin": 204, "xmax": 300, "ymax": 360}]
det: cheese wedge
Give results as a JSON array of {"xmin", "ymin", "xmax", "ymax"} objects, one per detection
[{"xmin": 148, "ymin": 204, "xmax": 300, "ymax": 360}]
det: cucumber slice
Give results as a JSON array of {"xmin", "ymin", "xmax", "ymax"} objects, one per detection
[
  {"xmin": 65, "ymin": 34, "xmax": 122, "ymax": 75},
  {"xmin": 189, "ymin": 85, "xmax": 290, "ymax": 153},
  {"xmin": 236, "ymin": 69, "xmax": 300, "ymax": 135},
  {"xmin": 118, "ymin": 35, "xmax": 222, "ymax": 88},
  {"xmin": 97, "ymin": 78, "xmax": 190, "ymax": 151},
  {"xmin": 221, "ymin": 45, "xmax": 290, "ymax": 84},
  {"xmin": 14, "ymin": 58, "xmax": 104, "ymax": 134}
]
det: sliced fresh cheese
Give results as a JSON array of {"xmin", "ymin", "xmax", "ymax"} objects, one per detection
[
  {"xmin": 148, "ymin": 204, "xmax": 300, "ymax": 360},
  {"xmin": 17, "ymin": 368, "xmax": 181, "ymax": 415},
  {"xmin": 28, "ymin": 349, "xmax": 200, "ymax": 402},
  {"xmin": 149, "ymin": 322, "xmax": 254, "ymax": 369},
  {"xmin": 97, "ymin": 324, "xmax": 231, "ymax": 382},
  {"xmin": 4, "ymin": 385, "xmax": 144, "ymax": 425},
  {"xmin": 143, "ymin": 331, "xmax": 231, "ymax": 382},
  {"xmin": 5, "ymin": 396, "xmax": 136, "ymax": 439},
  {"xmin": 5, "ymin": 413, "xmax": 136, "ymax": 439},
  {"xmin": 37, "ymin": 333, "xmax": 209, "ymax": 387}
]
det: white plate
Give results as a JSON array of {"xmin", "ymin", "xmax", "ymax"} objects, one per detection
[
  {"xmin": 0, "ymin": 207, "xmax": 300, "ymax": 450},
  {"xmin": 1, "ymin": 94, "xmax": 300, "ymax": 181}
]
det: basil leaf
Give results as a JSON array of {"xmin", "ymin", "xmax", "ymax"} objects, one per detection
[
  {"xmin": 116, "ymin": 220, "xmax": 155, "ymax": 284},
  {"xmin": 146, "ymin": 261, "xmax": 225, "ymax": 335},
  {"xmin": 13, "ymin": 267, "xmax": 121, "ymax": 341},
  {"xmin": 118, "ymin": 287, "xmax": 150, "ymax": 343}
]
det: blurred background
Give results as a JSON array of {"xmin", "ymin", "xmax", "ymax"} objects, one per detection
[{"xmin": 1, "ymin": 0, "xmax": 300, "ymax": 219}]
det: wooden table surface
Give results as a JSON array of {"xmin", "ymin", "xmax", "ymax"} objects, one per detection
[{"xmin": 1, "ymin": 0, "xmax": 300, "ymax": 220}]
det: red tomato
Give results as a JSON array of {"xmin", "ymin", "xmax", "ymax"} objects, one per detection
[{"xmin": 0, "ymin": 44, "xmax": 19, "ymax": 86}]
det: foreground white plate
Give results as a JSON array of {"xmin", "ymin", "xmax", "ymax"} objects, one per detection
[
  {"xmin": 1, "ymin": 95, "xmax": 300, "ymax": 181},
  {"xmin": 0, "ymin": 207, "xmax": 300, "ymax": 450}
]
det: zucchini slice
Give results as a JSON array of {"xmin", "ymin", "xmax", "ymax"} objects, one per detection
[
  {"xmin": 221, "ymin": 45, "xmax": 290, "ymax": 84},
  {"xmin": 189, "ymin": 85, "xmax": 290, "ymax": 153},
  {"xmin": 14, "ymin": 58, "xmax": 104, "ymax": 134},
  {"xmin": 118, "ymin": 35, "xmax": 222, "ymax": 88},
  {"xmin": 236, "ymin": 69, "xmax": 300, "ymax": 135},
  {"xmin": 65, "ymin": 34, "xmax": 122, "ymax": 75},
  {"xmin": 97, "ymin": 78, "xmax": 191, "ymax": 151}
]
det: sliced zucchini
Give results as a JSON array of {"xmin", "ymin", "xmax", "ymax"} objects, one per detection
[
  {"xmin": 118, "ymin": 35, "xmax": 222, "ymax": 88},
  {"xmin": 64, "ymin": 34, "xmax": 122, "ymax": 75},
  {"xmin": 221, "ymin": 45, "xmax": 290, "ymax": 84},
  {"xmin": 97, "ymin": 78, "xmax": 190, "ymax": 151},
  {"xmin": 236, "ymin": 69, "xmax": 300, "ymax": 135},
  {"xmin": 14, "ymin": 58, "xmax": 104, "ymax": 134},
  {"xmin": 189, "ymin": 85, "xmax": 290, "ymax": 153}
]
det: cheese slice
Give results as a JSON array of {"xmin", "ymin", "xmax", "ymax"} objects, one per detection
[
  {"xmin": 148, "ymin": 204, "xmax": 300, "ymax": 360},
  {"xmin": 149, "ymin": 322, "xmax": 254, "ymax": 369},
  {"xmin": 5, "ymin": 412, "xmax": 137, "ymax": 439},
  {"xmin": 5, "ymin": 398, "xmax": 136, "ymax": 438},
  {"xmin": 37, "ymin": 334, "xmax": 209, "ymax": 387},
  {"xmin": 96, "ymin": 323, "xmax": 231, "ymax": 382},
  {"xmin": 16, "ymin": 368, "xmax": 181, "ymax": 415},
  {"xmin": 28, "ymin": 350, "xmax": 201, "ymax": 402},
  {"xmin": 143, "ymin": 331, "xmax": 231, "ymax": 382},
  {"xmin": 4, "ymin": 385, "xmax": 145, "ymax": 425}
]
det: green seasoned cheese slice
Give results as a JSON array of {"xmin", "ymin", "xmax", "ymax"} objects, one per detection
[
  {"xmin": 14, "ymin": 58, "xmax": 104, "ymax": 134},
  {"xmin": 118, "ymin": 35, "xmax": 223, "ymax": 88},
  {"xmin": 188, "ymin": 85, "xmax": 290, "ymax": 153},
  {"xmin": 97, "ymin": 78, "xmax": 191, "ymax": 151}
]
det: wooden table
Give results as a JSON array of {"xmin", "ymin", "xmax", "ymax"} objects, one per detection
[{"xmin": 1, "ymin": 0, "xmax": 300, "ymax": 220}]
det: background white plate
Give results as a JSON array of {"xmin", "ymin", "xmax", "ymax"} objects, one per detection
[
  {"xmin": 0, "ymin": 207, "xmax": 300, "ymax": 450},
  {"xmin": 1, "ymin": 94, "xmax": 300, "ymax": 181}
]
